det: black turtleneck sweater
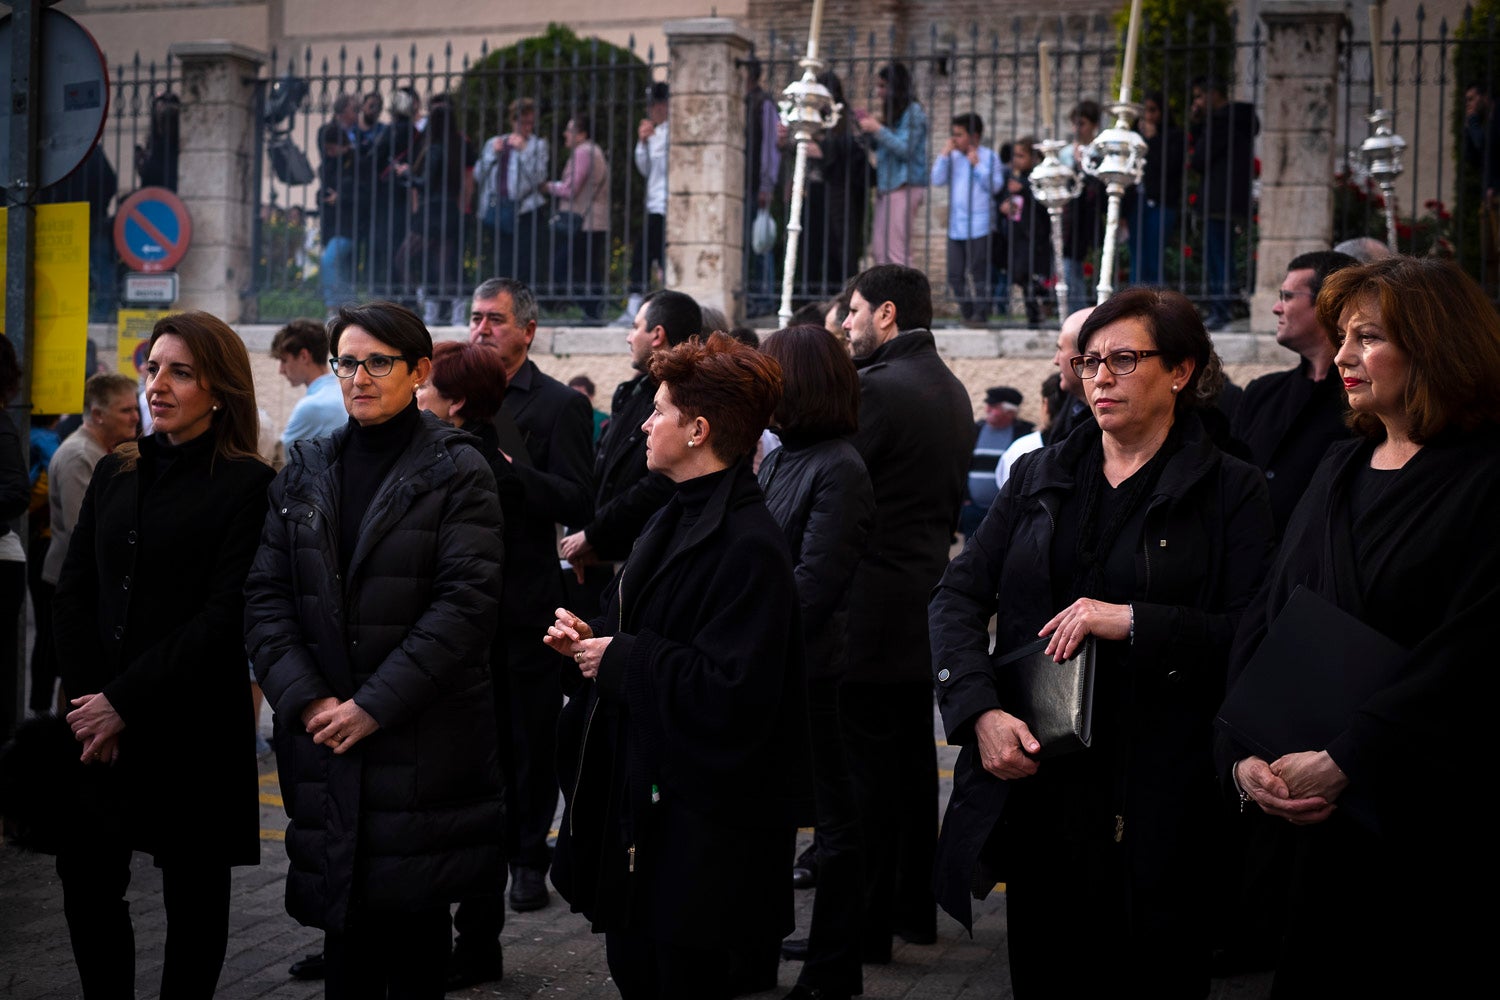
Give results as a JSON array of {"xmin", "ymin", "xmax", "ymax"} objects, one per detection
[{"xmin": 337, "ymin": 400, "xmax": 418, "ymax": 571}]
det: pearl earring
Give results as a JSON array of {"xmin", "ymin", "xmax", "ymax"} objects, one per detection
[{"xmin": 686, "ymin": 439, "xmax": 696, "ymax": 448}]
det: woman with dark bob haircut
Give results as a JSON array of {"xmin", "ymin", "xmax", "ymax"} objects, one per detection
[
  {"xmin": 545, "ymin": 333, "xmax": 813, "ymax": 1000},
  {"xmin": 930, "ymin": 287, "xmax": 1274, "ymax": 997},
  {"xmin": 1218, "ymin": 257, "xmax": 1500, "ymax": 995},
  {"xmin": 53, "ymin": 311, "xmax": 273, "ymax": 997},
  {"xmin": 757, "ymin": 325, "xmax": 874, "ymax": 1000},
  {"xmin": 246, "ymin": 301, "xmax": 505, "ymax": 998}
]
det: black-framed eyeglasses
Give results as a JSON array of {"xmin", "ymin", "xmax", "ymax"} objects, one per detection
[
  {"xmin": 330, "ymin": 354, "xmax": 413, "ymax": 379},
  {"xmin": 1070, "ymin": 350, "xmax": 1166, "ymax": 379}
]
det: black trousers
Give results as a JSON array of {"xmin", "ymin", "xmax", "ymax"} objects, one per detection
[
  {"xmin": 629, "ymin": 212, "xmax": 667, "ymax": 293},
  {"xmin": 505, "ymin": 631, "xmax": 562, "ymax": 872},
  {"xmin": 606, "ymin": 927, "xmax": 732, "ymax": 1000},
  {"xmin": 796, "ymin": 678, "xmax": 864, "ymax": 996},
  {"xmin": 325, "ymin": 903, "xmax": 451, "ymax": 1000},
  {"xmin": 946, "ymin": 236, "xmax": 992, "ymax": 322},
  {"xmin": 839, "ymin": 679, "xmax": 938, "ymax": 959},
  {"xmin": 57, "ymin": 841, "xmax": 231, "ymax": 999}
]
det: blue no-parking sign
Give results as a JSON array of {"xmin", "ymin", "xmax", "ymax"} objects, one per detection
[{"xmin": 113, "ymin": 187, "xmax": 193, "ymax": 272}]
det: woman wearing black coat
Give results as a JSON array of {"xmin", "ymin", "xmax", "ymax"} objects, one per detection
[
  {"xmin": 53, "ymin": 312, "xmax": 273, "ymax": 998},
  {"xmin": 757, "ymin": 325, "xmax": 874, "ymax": 1000},
  {"xmin": 545, "ymin": 334, "xmax": 812, "ymax": 1000},
  {"xmin": 1219, "ymin": 258, "xmax": 1500, "ymax": 996},
  {"xmin": 245, "ymin": 302, "xmax": 504, "ymax": 999},
  {"xmin": 929, "ymin": 289, "xmax": 1274, "ymax": 998}
]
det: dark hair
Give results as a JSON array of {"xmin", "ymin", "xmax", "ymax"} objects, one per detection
[
  {"xmin": 85, "ymin": 371, "xmax": 139, "ymax": 412},
  {"xmin": 744, "ymin": 56, "xmax": 763, "ymax": 84},
  {"xmin": 415, "ymin": 98, "xmax": 466, "ymax": 188},
  {"xmin": 429, "ymin": 341, "xmax": 509, "ymax": 426},
  {"xmin": 761, "ymin": 324, "xmax": 859, "ymax": 437},
  {"xmin": 1013, "ymin": 135, "xmax": 1039, "ymax": 161},
  {"xmin": 1142, "ymin": 91, "xmax": 1168, "ymax": 125},
  {"xmin": 0, "ymin": 335, "xmax": 18, "ymax": 402},
  {"xmin": 815, "ymin": 71, "xmax": 849, "ymax": 134},
  {"xmin": 1191, "ymin": 77, "xmax": 1228, "ymax": 100},
  {"xmin": 647, "ymin": 81, "xmax": 670, "ymax": 105},
  {"xmin": 853, "ymin": 264, "xmax": 933, "ymax": 331},
  {"xmin": 790, "ymin": 301, "xmax": 828, "ymax": 326},
  {"xmin": 568, "ymin": 112, "xmax": 595, "ymax": 138},
  {"xmin": 1078, "ymin": 288, "xmax": 1223, "ymax": 411},
  {"xmin": 329, "ymin": 300, "xmax": 434, "ymax": 360},
  {"xmin": 1070, "ymin": 100, "xmax": 1101, "ymax": 127},
  {"xmin": 333, "ymin": 93, "xmax": 359, "ymax": 116},
  {"xmin": 649, "ymin": 333, "xmax": 783, "ymax": 463},
  {"xmin": 951, "ymin": 112, "xmax": 984, "ymax": 137},
  {"xmin": 700, "ymin": 306, "xmax": 730, "ymax": 336},
  {"xmin": 141, "ymin": 311, "xmax": 263, "ymax": 464},
  {"xmin": 509, "ymin": 97, "xmax": 536, "ymax": 121},
  {"xmin": 1287, "ymin": 250, "xmax": 1359, "ymax": 299},
  {"xmin": 1039, "ymin": 372, "xmax": 1065, "ymax": 425},
  {"xmin": 270, "ymin": 318, "xmax": 329, "ymax": 361},
  {"xmin": 1315, "ymin": 256, "xmax": 1500, "ymax": 442},
  {"xmin": 878, "ymin": 62, "xmax": 915, "ymax": 123},
  {"xmin": 472, "ymin": 277, "xmax": 539, "ymax": 328},
  {"xmin": 643, "ymin": 289, "xmax": 703, "ymax": 347},
  {"xmin": 568, "ymin": 374, "xmax": 596, "ymax": 396}
]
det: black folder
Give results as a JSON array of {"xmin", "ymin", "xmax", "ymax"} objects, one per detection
[{"xmin": 1217, "ymin": 585, "xmax": 1408, "ymax": 762}]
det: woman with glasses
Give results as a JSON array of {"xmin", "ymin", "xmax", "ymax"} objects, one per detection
[
  {"xmin": 1219, "ymin": 258, "xmax": 1500, "ymax": 995},
  {"xmin": 52, "ymin": 312, "xmax": 273, "ymax": 997},
  {"xmin": 929, "ymin": 288, "xmax": 1274, "ymax": 997},
  {"xmin": 246, "ymin": 301, "xmax": 505, "ymax": 998}
]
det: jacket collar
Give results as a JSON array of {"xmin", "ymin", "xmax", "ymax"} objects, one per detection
[
  {"xmin": 631, "ymin": 459, "xmax": 761, "ymax": 605},
  {"xmin": 1015, "ymin": 409, "xmax": 1220, "ymax": 504},
  {"xmin": 855, "ymin": 328, "xmax": 936, "ymax": 370}
]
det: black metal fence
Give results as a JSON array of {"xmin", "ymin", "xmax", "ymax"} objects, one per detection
[
  {"xmin": 249, "ymin": 33, "xmax": 667, "ymax": 324},
  {"xmin": 748, "ymin": 16, "xmax": 1265, "ymax": 326},
  {"xmin": 1335, "ymin": 5, "xmax": 1499, "ymax": 301}
]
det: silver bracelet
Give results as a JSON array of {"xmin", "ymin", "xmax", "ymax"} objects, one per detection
[{"xmin": 1127, "ymin": 603, "xmax": 1135, "ymax": 643}]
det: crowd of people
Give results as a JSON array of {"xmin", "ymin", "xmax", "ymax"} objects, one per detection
[{"xmin": 0, "ymin": 224, "xmax": 1494, "ymax": 1000}]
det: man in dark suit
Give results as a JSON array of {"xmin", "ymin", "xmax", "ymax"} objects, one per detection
[
  {"xmin": 1230, "ymin": 250, "xmax": 1357, "ymax": 536},
  {"xmin": 1045, "ymin": 306, "xmax": 1095, "ymax": 445},
  {"xmin": 558, "ymin": 289, "xmax": 700, "ymax": 614},
  {"xmin": 448, "ymin": 277, "xmax": 594, "ymax": 989},
  {"xmin": 839, "ymin": 264, "xmax": 974, "ymax": 961},
  {"xmin": 959, "ymin": 385, "xmax": 1035, "ymax": 536}
]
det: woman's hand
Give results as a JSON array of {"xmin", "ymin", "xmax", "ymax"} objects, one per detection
[
  {"xmin": 306, "ymin": 699, "xmax": 380, "ymax": 755},
  {"xmin": 543, "ymin": 607, "xmax": 595, "ymax": 658},
  {"xmin": 1039, "ymin": 599, "xmax": 1132, "ymax": 661},
  {"xmin": 67, "ymin": 693, "xmax": 125, "ymax": 764},
  {"xmin": 1235, "ymin": 756, "xmax": 1337, "ymax": 825},
  {"xmin": 569, "ymin": 637, "xmax": 613, "ymax": 680},
  {"xmin": 1270, "ymin": 751, "xmax": 1348, "ymax": 806},
  {"xmin": 974, "ymin": 709, "xmax": 1041, "ymax": 780}
]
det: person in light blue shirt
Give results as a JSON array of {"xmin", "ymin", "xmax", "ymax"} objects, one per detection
[
  {"xmin": 271, "ymin": 319, "xmax": 348, "ymax": 453},
  {"xmin": 856, "ymin": 62, "xmax": 928, "ymax": 268},
  {"xmin": 931, "ymin": 113, "xmax": 1003, "ymax": 324}
]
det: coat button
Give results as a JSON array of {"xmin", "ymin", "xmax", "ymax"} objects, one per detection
[
  {"xmin": 937, "ymin": 668, "xmax": 950, "ymax": 682},
  {"xmin": 126, "ymin": 531, "xmax": 137, "ymax": 544},
  {"xmin": 281, "ymin": 507, "xmax": 288, "ymax": 514},
  {"xmin": 351, "ymin": 639, "xmax": 359, "ymax": 647},
  {"xmin": 121, "ymin": 576, "xmax": 130, "ymax": 590},
  {"xmin": 113, "ymin": 626, "xmax": 124, "ymax": 639},
  {"xmin": 1265, "ymin": 470, "xmax": 1276, "ymax": 480}
]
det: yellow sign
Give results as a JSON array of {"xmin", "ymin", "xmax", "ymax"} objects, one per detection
[
  {"xmin": 117, "ymin": 309, "xmax": 169, "ymax": 375},
  {"xmin": 0, "ymin": 202, "xmax": 91, "ymax": 413}
]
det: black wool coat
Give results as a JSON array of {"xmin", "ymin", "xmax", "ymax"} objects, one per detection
[
  {"xmin": 847, "ymin": 329, "xmax": 975, "ymax": 684},
  {"xmin": 54, "ymin": 434, "xmax": 273, "ymax": 865},
  {"xmin": 552, "ymin": 461, "xmax": 814, "ymax": 949},
  {"xmin": 244, "ymin": 412, "xmax": 505, "ymax": 931},
  {"xmin": 929, "ymin": 414, "xmax": 1274, "ymax": 930},
  {"xmin": 757, "ymin": 433, "xmax": 874, "ymax": 680}
]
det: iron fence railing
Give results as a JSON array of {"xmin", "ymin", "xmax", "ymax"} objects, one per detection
[
  {"xmin": 749, "ymin": 16, "xmax": 1267, "ymax": 326},
  {"xmin": 250, "ymin": 36, "xmax": 666, "ymax": 324}
]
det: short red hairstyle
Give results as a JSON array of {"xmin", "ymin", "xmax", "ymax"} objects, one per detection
[
  {"xmin": 649, "ymin": 333, "xmax": 783, "ymax": 463},
  {"xmin": 428, "ymin": 340, "xmax": 509, "ymax": 426}
]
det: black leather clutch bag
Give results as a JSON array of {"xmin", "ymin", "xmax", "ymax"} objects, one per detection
[{"xmin": 993, "ymin": 636, "xmax": 1096, "ymax": 759}]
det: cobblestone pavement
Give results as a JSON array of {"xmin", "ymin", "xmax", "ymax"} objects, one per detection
[{"xmin": 0, "ymin": 706, "xmax": 1274, "ymax": 999}]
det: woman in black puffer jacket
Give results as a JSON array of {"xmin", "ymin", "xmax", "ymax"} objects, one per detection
[
  {"xmin": 245, "ymin": 301, "xmax": 504, "ymax": 999},
  {"xmin": 756, "ymin": 325, "xmax": 874, "ymax": 1000}
]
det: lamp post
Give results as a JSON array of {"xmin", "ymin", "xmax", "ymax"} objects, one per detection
[
  {"xmin": 1028, "ymin": 139, "xmax": 1083, "ymax": 322},
  {"xmin": 1081, "ymin": 0, "xmax": 1147, "ymax": 303},
  {"xmin": 1362, "ymin": 4, "xmax": 1405, "ymax": 251},
  {"xmin": 776, "ymin": 0, "xmax": 841, "ymax": 327}
]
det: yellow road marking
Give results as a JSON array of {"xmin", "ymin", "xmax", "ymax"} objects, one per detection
[
  {"xmin": 260, "ymin": 792, "xmax": 284, "ymax": 807},
  {"xmin": 261, "ymin": 828, "xmax": 286, "ymax": 842}
]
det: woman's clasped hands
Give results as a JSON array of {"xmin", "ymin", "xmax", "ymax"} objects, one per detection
[{"xmin": 545, "ymin": 607, "xmax": 611, "ymax": 679}]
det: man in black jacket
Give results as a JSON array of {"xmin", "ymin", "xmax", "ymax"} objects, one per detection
[
  {"xmin": 449, "ymin": 277, "xmax": 594, "ymax": 988},
  {"xmin": 558, "ymin": 289, "xmax": 701, "ymax": 612},
  {"xmin": 839, "ymin": 264, "xmax": 973, "ymax": 960},
  {"xmin": 1231, "ymin": 251, "xmax": 1357, "ymax": 536}
]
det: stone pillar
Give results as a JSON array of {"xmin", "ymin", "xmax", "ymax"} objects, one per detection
[
  {"xmin": 1252, "ymin": 1, "xmax": 1347, "ymax": 330},
  {"xmin": 171, "ymin": 42, "xmax": 264, "ymax": 323},
  {"xmin": 663, "ymin": 18, "xmax": 751, "ymax": 321}
]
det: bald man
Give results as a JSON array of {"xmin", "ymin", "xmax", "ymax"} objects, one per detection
[{"xmin": 1044, "ymin": 307, "xmax": 1095, "ymax": 444}]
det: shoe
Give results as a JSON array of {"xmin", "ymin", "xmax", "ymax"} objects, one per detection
[
  {"xmin": 780, "ymin": 937, "xmax": 809, "ymax": 961},
  {"xmin": 446, "ymin": 945, "xmax": 504, "ymax": 990},
  {"xmin": 784, "ymin": 986, "xmax": 851, "ymax": 1000},
  {"xmin": 288, "ymin": 952, "xmax": 326, "ymax": 980},
  {"xmin": 792, "ymin": 844, "xmax": 818, "ymax": 889},
  {"xmin": 896, "ymin": 924, "xmax": 937, "ymax": 945},
  {"xmin": 508, "ymin": 865, "xmax": 550, "ymax": 912}
]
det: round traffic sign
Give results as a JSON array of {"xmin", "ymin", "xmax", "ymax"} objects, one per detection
[
  {"xmin": 114, "ymin": 187, "xmax": 193, "ymax": 272},
  {"xmin": 0, "ymin": 8, "xmax": 111, "ymax": 190}
]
